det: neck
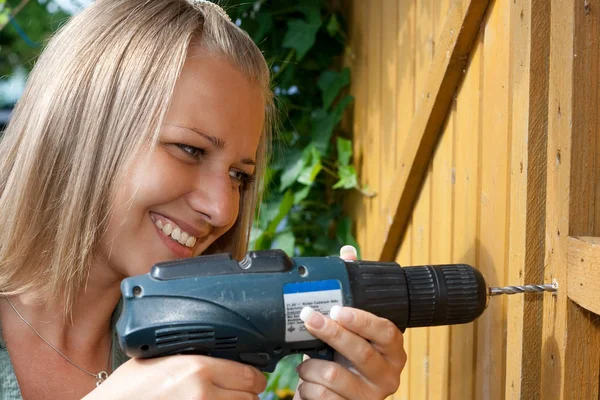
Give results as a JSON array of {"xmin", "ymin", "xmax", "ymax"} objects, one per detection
[{"xmin": 0, "ymin": 259, "xmax": 123, "ymax": 354}]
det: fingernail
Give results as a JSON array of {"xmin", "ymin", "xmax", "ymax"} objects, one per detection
[
  {"xmin": 340, "ymin": 245, "xmax": 357, "ymax": 258},
  {"xmin": 300, "ymin": 306, "xmax": 325, "ymax": 329},
  {"xmin": 330, "ymin": 305, "xmax": 354, "ymax": 324},
  {"xmin": 329, "ymin": 305, "xmax": 341, "ymax": 320}
]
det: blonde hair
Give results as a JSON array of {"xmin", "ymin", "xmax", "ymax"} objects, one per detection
[{"xmin": 0, "ymin": 0, "xmax": 273, "ymax": 313}]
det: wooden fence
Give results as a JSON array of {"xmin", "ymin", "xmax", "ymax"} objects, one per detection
[{"xmin": 344, "ymin": 0, "xmax": 600, "ymax": 398}]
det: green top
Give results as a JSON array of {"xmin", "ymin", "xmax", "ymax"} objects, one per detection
[{"xmin": 0, "ymin": 307, "xmax": 129, "ymax": 400}]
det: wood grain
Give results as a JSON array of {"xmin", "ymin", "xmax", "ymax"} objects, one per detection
[
  {"xmin": 408, "ymin": 168, "xmax": 432, "ymax": 400},
  {"xmin": 378, "ymin": 0, "xmax": 490, "ymax": 261},
  {"xmin": 448, "ymin": 28, "xmax": 482, "ymax": 400},
  {"xmin": 567, "ymin": 237, "xmax": 600, "ymax": 315},
  {"xmin": 505, "ymin": 0, "xmax": 550, "ymax": 398}
]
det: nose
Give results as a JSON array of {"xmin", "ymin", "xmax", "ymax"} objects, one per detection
[{"xmin": 186, "ymin": 171, "xmax": 239, "ymax": 228}]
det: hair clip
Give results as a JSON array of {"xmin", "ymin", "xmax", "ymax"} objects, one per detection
[{"xmin": 192, "ymin": 0, "xmax": 231, "ymax": 22}]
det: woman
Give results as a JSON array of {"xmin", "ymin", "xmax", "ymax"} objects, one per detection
[{"xmin": 0, "ymin": 1, "xmax": 406, "ymax": 399}]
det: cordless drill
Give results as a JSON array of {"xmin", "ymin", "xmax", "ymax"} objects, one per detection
[{"xmin": 116, "ymin": 250, "xmax": 488, "ymax": 372}]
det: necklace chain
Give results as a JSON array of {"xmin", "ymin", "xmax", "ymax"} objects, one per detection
[{"xmin": 4, "ymin": 296, "xmax": 112, "ymax": 386}]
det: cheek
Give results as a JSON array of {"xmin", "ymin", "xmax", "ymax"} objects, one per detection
[
  {"xmin": 99, "ymin": 150, "xmax": 193, "ymax": 274},
  {"xmin": 125, "ymin": 150, "xmax": 195, "ymax": 207}
]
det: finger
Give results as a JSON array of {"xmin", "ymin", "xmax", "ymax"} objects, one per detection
[
  {"xmin": 297, "ymin": 381, "xmax": 346, "ymax": 400},
  {"xmin": 300, "ymin": 307, "xmax": 387, "ymax": 382},
  {"xmin": 211, "ymin": 387, "xmax": 261, "ymax": 400},
  {"xmin": 181, "ymin": 356, "xmax": 267, "ymax": 394},
  {"xmin": 339, "ymin": 245, "xmax": 358, "ymax": 261},
  {"xmin": 296, "ymin": 358, "xmax": 365, "ymax": 400},
  {"xmin": 329, "ymin": 306, "xmax": 405, "ymax": 360}
]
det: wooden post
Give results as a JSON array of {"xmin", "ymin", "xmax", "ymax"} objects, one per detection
[
  {"xmin": 505, "ymin": 0, "xmax": 550, "ymax": 398},
  {"xmin": 541, "ymin": 0, "xmax": 600, "ymax": 398}
]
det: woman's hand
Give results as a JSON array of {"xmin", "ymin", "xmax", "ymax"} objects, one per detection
[
  {"xmin": 293, "ymin": 245, "xmax": 407, "ymax": 400},
  {"xmin": 84, "ymin": 354, "xmax": 267, "ymax": 400}
]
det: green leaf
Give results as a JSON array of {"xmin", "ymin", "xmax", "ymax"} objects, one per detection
[
  {"xmin": 282, "ymin": 19, "xmax": 321, "ymax": 61},
  {"xmin": 248, "ymin": 226, "xmax": 266, "ymax": 250},
  {"xmin": 253, "ymin": 233, "xmax": 272, "ymax": 252},
  {"xmin": 295, "ymin": 2, "xmax": 321, "ymax": 25},
  {"xmin": 258, "ymin": 199, "xmax": 283, "ymax": 230},
  {"xmin": 279, "ymin": 146, "xmax": 314, "ymax": 191},
  {"xmin": 297, "ymin": 146, "xmax": 322, "ymax": 185},
  {"xmin": 272, "ymin": 231, "xmax": 295, "ymax": 256},
  {"xmin": 263, "ymin": 355, "xmax": 301, "ymax": 397},
  {"xmin": 333, "ymin": 165, "xmax": 358, "ymax": 189},
  {"xmin": 327, "ymin": 14, "xmax": 340, "ymax": 37},
  {"xmin": 275, "ymin": 354, "xmax": 301, "ymax": 392},
  {"xmin": 266, "ymin": 190, "xmax": 294, "ymax": 233},
  {"xmin": 331, "ymin": 94, "xmax": 354, "ymax": 121},
  {"xmin": 336, "ymin": 137, "xmax": 353, "ymax": 166},
  {"xmin": 293, "ymin": 184, "xmax": 311, "ymax": 204},
  {"xmin": 317, "ymin": 68, "xmax": 350, "ymax": 109},
  {"xmin": 311, "ymin": 95, "xmax": 354, "ymax": 153}
]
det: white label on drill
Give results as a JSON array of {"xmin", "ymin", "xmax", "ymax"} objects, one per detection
[{"xmin": 283, "ymin": 279, "xmax": 344, "ymax": 342}]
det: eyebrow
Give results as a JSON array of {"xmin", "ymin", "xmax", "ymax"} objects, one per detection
[
  {"xmin": 174, "ymin": 124, "xmax": 226, "ymax": 149},
  {"xmin": 172, "ymin": 124, "xmax": 256, "ymax": 166}
]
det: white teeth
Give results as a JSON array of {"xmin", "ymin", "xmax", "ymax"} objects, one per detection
[
  {"xmin": 178, "ymin": 232, "xmax": 189, "ymax": 245},
  {"xmin": 154, "ymin": 217, "xmax": 198, "ymax": 248},
  {"xmin": 185, "ymin": 236, "xmax": 196, "ymax": 247}
]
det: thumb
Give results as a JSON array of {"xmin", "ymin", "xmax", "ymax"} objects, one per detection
[{"xmin": 339, "ymin": 245, "xmax": 358, "ymax": 261}]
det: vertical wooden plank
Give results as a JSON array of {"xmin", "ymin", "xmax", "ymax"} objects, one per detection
[
  {"xmin": 433, "ymin": 0, "xmax": 452, "ymax": 56},
  {"xmin": 569, "ymin": 0, "xmax": 599, "ymax": 237},
  {"xmin": 411, "ymin": 2, "xmax": 434, "ymax": 397},
  {"xmin": 540, "ymin": 0, "xmax": 572, "ymax": 397},
  {"xmin": 365, "ymin": 0, "xmax": 382, "ymax": 260},
  {"xmin": 428, "ymin": 120, "xmax": 453, "ymax": 400},
  {"xmin": 538, "ymin": 0, "xmax": 600, "ymax": 397},
  {"xmin": 347, "ymin": 0, "xmax": 369, "ymax": 255},
  {"xmin": 395, "ymin": 0, "xmax": 416, "ymax": 171},
  {"xmin": 505, "ymin": 0, "xmax": 550, "ymax": 398},
  {"xmin": 571, "ymin": 1, "xmax": 600, "ymax": 238},
  {"xmin": 563, "ymin": 0, "xmax": 600, "ymax": 396},
  {"xmin": 381, "ymin": 0, "xmax": 398, "ymax": 248},
  {"xmin": 408, "ymin": 168, "xmax": 432, "ymax": 400},
  {"xmin": 410, "ymin": 2, "xmax": 434, "ymax": 396},
  {"xmin": 449, "ymin": 30, "xmax": 482, "ymax": 400},
  {"xmin": 476, "ymin": 0, "xmax": 511, "ymax": 398},
  {"xmin": 392, "ymin": 222, "xmax": 413, "ymax": 400},
  {"xmin": 415, "ymin": 0, "xmax": 434, "ymax": 106},
  {"xmin": 427, "ymin": 1, "xmax": 454, "ymax": 398}
]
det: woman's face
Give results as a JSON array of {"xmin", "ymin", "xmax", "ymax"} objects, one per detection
[{"xmin": 100, "ymin": 52, "xmax": 265, "ymax": 278}]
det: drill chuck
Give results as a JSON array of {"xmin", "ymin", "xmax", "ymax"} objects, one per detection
[{"xmin": 345, "ymin": 261, "xmax": 487, "ymax": 329}]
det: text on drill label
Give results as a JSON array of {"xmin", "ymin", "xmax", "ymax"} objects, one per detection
[{"xmin": 283, "ymin": 279, "xmax": 344, "ymax": 342}]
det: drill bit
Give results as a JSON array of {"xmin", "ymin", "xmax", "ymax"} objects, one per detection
[{"xmin": 489, "ymin": 281, "xmax": 558, "ymax": 296}]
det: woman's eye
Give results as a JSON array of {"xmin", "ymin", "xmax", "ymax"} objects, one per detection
[
  {"xmin": 229, "ymin": 170, "xmax": 256, "ymax": 186},
  {"xmin": 176, "ymin": 144, "xmax": 205, "ymax": 158}
]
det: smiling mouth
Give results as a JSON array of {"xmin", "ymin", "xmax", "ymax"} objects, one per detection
[{"xmin": 150, "ymin": 213, "xmax": 198, "ymax": 248}]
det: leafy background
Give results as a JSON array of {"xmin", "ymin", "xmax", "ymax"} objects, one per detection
[{"xmin": 0, "ymin": 0, "xmax": 365, "ymax": 398}]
